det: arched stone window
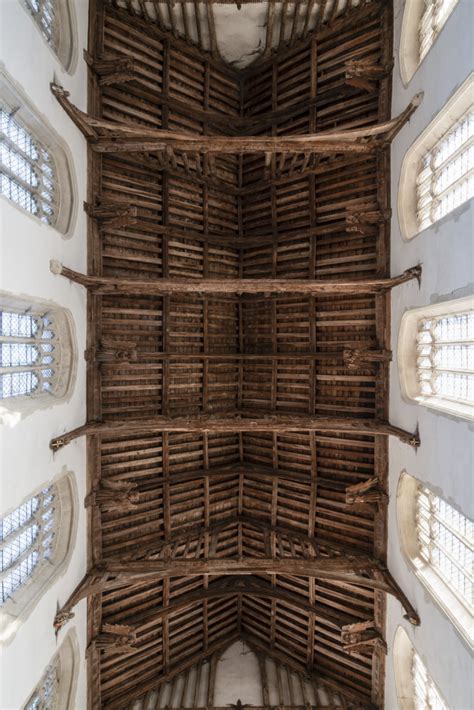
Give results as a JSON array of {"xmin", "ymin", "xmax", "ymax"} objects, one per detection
[
  {"xmin": 23, "ymin": 629, "xmax": 79, "ymax": 709},
  {"xmin": 0, "ymin": 472, "xmax": 77, "ymax": 642},
  {"xmin": 397, "ymin": 472, "xmax": 473, "ymax": 647},
  {"xmin": 0, "ymin": 293, "xmax": 76, "ymax": 421},
  {"xmin": 393, "ymin": 627, "xmax": 449, "ymax": 710},
  {"xmin": 0, "ymin": 67, "xmax": 75, "ymax": 234},
  {"xmin": 400, "ymin": 0, "xmax": 459, "ymax": 84},
  {"xmin": 22, "ymin": 0, "xmax": 77, "ymax": 72},
  {"xmin": 398, "ymin": 72, "xmax": 473, "ymax": 240},
  {"xmin": 398, "ymin": 296, "xmax": 474, "ymax": 419}
]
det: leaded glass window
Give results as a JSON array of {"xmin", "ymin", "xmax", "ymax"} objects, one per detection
[
  {"xmin": 416, "ymin": 487, "xmax": 473, "ymax": 614},
  {"xmin": 24, "ymin": 0, "xmax": 59, "ymax": 54},
  {"xmin": 0, "ymin": 309, "xmax": 58, "ymax": 399},
  {"xmin": 0, "ymin": 487, "xmax": 56, "ymax": 605},
  {"xmin": 416, "ymin": 311, "xmax": 474, "ymax": 408},
  {"xmin": 25, "ymin": 662, "xmax": 59, "ymax": 710},
  {"xmin": 0, "ymin": 106, "xmax": 57, "ymax": 224},
  {"xmin": 416, "ymin": 109, "xmax": 474, "ymax": 231},
  {"xmin": 412, "ymin": 649, "xmax": 449, "ymax": 710},
  {"xmin": 419, "ymin": 0, "xmax": 459, "ymax": 63}
]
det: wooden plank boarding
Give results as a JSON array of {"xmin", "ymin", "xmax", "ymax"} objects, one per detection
[{"xmin": 71, "ymin": 2, "xmax": 416, "ymax": 706}]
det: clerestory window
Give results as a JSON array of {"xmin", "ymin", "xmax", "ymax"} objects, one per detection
[
  {"xmin": 397, "ymin": 472, "xmax": 473, "ymax": 648},
  {"xmin": 398, "ymin": 296, "xmax": 474, "ymax": 420},
  {"xmin": 0, "ymin": 474, "xmax": 77, "ymax": 642},
  {"xmin": 0, "ymin": 298, "xmax": 75, "ymax": 413}
]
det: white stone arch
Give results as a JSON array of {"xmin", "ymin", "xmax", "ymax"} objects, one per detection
[
  {"xmin": 393, "ymin": 626, "xmax": 449, "ymax": 710},
  {"xmin": 0, "ymin": 65, "xmax": 77, "ymax": 235},
  {"xmin": 22, "ymin": 627, "xmax": 80, "ymax": 709},
  {"xmin": 397, "ymin": 294, "xmax": 474, "ymax": 420},
  {"xmin": 399, "ymin": 0, "xmax": 460, "ymax": 85},
  {"xmin": 19, "ymin": 0, "xmax": 78, "ymax": 73},
  {"xmin": 396, "ymin": 471, "xmax": 473, "ymax": 648},
  {"xmin": 0, "ymin": 469, "xmax": 78, "ymax": 643},
  {"xmin": 398, "ymin": 71, "xmax": 473, "ymax": 241}
]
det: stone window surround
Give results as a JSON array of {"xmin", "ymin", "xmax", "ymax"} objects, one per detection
[
  {"xmin": 397, "ymin": 294, "xmax": 474, "ymax": 420},
  {"xmin": 0, "ymin": 65, "xmax": 77, "ymax": 236},
  {"xmin": 397, "ymin": 471, "xmax": 473, "ymax": 649},
  {"xmin": 0, "ymin": 469, "xmax": 78, "ymax": 645}
]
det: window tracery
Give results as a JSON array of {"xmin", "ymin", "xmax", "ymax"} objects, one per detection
[
  {"xmin": 0, "ymin": 474, "xmax": 77, "ymax": 642},
  {"xmin": 400, "ymin": 0, "xmax": 459, "ymax": 84},
  {"xmin": 398, "ymin": 296, "xmax": 474, "ymax": 419},
  {"xmin": 394, "ymin": 627, "xmax": 450, "ymax": 710},
  {"xmin": 1, "ymin": 67, "xmax": 75, "ymax": 234},
  {"xmin": 419, "ymin": 0, "xmax": 459, "ymax": 64},
  {"xmin": 0, "ymin": 299, "xmax": 75, "ymax": 413},
  {"xmin": 397, "ymin": 472, "xmax": 473, "ymax": 647},
  {"xmin": 1, "ymin": 107, "xmax": 57, "ymax": 225},
  {"xmin": 22, "ymin": 0, "xmax": 76, "ymax": 72},
  {"xmin": 23, "ymin": 630, "xmax": 79, "ymax": 710}
]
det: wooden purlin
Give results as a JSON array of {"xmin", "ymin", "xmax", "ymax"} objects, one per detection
[{"xmin": 78, "ymin": 1, "xmax": 406, "ymax": 705}]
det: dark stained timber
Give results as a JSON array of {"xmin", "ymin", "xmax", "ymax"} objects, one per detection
[{"xmin": 71, "ymin": 1, "xmax": 415, "ymax": 707}]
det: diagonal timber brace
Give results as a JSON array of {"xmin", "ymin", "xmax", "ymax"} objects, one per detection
[
  {"xmin": 49, "ymin": 413, "xmax": 420, "ymax": 451},
  {"xmin": 51, "ymin": 260, "xmax": 422, "ymax": 295},
  {"xmin": 50, "ymin": 82, "xmax": 422, "ymax": 154}
]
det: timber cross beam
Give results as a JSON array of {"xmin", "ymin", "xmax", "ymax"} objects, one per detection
[
  {"xmin": 53, "ymin": 556, "xmax": 419, "ymax": 632},
  {"xmin": 50, "ymin": 82, "xmax": 422, "ymax": 155},
  {"xmin": 49, "ymin": 413, "xmax": 421, "ymax": 451},
  {"xmin": 50, "ymin": 260, "xmax": 422, "ymax": 295}
]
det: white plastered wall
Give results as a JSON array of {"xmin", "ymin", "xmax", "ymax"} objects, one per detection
[
  {"xmin": 0, "ymin": 1, "xmax": 90, "ymax": 708},
  {"xmin": 387, "ymin": 1, "xmax": 473, "ymax": 709}
]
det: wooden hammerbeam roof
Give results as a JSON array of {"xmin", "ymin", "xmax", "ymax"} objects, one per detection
[{"xmin": 51, "ymin": 1, "xmax": 422, "ymax": 707}]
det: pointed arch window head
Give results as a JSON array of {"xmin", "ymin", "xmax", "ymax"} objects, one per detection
[
  {"xmin": 0, "ymin": 473, "xmax": 77, "ymax": 643},
  {"xmin": 397, "ymin": 472, "xmax": 473, "ymax": 648},
  {"xmin": 398, "ymin": 296, "xmax": 474, "ymax": 420},
  {"xmin": 0, "ymin": 67, "xmax": 75, "ymax": 234},
  {"xmin": 21, "ymin": 0, "xmax": 76, "ymax": 72},
  {"xmin": 0, "ymin": 296, "xmax": 75, "ymax": 416},
  {"xmin": 394, "ymin": 627, "xmax": 449, "ymax": 710},
  {"xmin": 399, "ymin": 73, "xmax": 473, "ymax": 240},
  {"xmin": 419, "ymin": 0, "xmax": 459, "ymax": 64},
  {"xmin": 400, "ymin": 0, "xmax": 459, "ymax": 85},
  {"xmin": 23, "ymin": 630, "xmax": 79, "ymax": 710}
]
